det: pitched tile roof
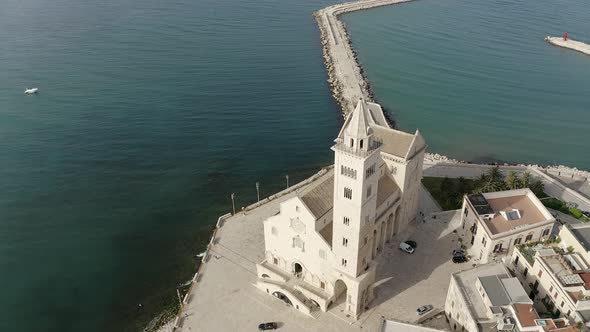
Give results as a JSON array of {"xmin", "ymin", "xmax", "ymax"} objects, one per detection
[{"xmin": 300, "ymin": 171, "xmax": 334, "ymax": 219}]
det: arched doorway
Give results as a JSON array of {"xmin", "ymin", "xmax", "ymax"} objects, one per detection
[
  {"xmin": 333, "ymin": 279, "xmax": 348, "ymax": 308},
  {"xmin": 293, "ymin": 262, "xmax": 302, "ymax": 278},
  {"xmin": 386, "ymin": 213, "xmax": 394, "ymax": 242},
  {"xmin": 272, "ymin": 291, "xmax": 292, "ymax": 306}
]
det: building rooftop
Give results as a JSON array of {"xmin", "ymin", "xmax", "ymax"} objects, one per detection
[
  {"xmin": 569, "ymin": 224, "xmax": 590, "ymax": 252},
  {"xmin": 540, "ymin": 254, "xmax": 585, "ymax": 286},
  {"xmin": 468, "ymin": 193, "xmax": 494, "ymax": 215},
  {"xmin": 454, "ymin": 263, "xmax": 510, "ymax": 320},
  {"xmin": 479, "ymin": 275, "xmax": 511, "ymax": 306},
  {"xmin": 380, "ymin": 320, "xmax": 445, "ymax": 332},
  {"xmin": 513, "ymin": 303, "xmax": 539, "ymax": 327},
  {"xmin": 371, "ymin": 125, "xmax": 425, "ymax": 160},
  {"xmin": 479, "ymin": 276, "xmax": 530, "ymax": 306},
  {"xmin": 335, "ymin": 99, "xmax": 426, "ymax": 160},
  {"xmin": 502, "ymin": 278, "xmax": 531, "ymax": 303},
  {"xmin": 468, "ymin": 189, "xmax": 553, "ymax": 235},
  {"xmin": 299, "ymin": 169, "xmax": 334, "ymax": 219},
  {"xmin": 377, "ymin": 174, "xmax": 400, "ymax": 207}
]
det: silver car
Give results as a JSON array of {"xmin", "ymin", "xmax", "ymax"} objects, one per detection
[{"xmin": 416, "ymin": 304, "xmax": 433, "ymax": 315}]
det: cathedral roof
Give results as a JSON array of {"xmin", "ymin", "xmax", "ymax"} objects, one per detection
[
  {"xmin": 371, "ymin": 126, "xmax": 426, "ymax": 160},
  {"xmin": 376, "ymin": 174, "xmax": 400, "ymax": 208},
  {"xmin": 338, "ymin": 99, "xmax": 426, "ymax": 160},
  {"xmin": 340, "ymin": 98, "xmax": 371, "ymax": 139},
  {"xmin": 300, "ymin": 170, "xmax": 334, "ymax": 219}
]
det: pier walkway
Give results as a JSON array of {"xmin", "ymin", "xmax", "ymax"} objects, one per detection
[
  {"xmin": 545, "ymin": 36, "xmax": 590, "ymax": 56},
  {"xmin": 314, "ymin": 0, "xmax": 413, "ymax": 114}
]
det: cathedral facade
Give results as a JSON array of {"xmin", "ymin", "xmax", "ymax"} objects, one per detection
[{"xmin": 255, "ymin": 99, "xmax": 426, "ymax": 319}]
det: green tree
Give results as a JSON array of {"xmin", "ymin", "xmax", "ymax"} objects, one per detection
[
  {"xmin": 529, "ymin": 179, "xmax": 545, "ymax": 197},
  {"xmin": 476, "ymin": 166, "xmax": 506, "ymax": 193},
  {"xmin": 457, "ymin": 176, "xmax": 468, "ymax": 193},
  {"xmin": 487, "ymin": 166, "xmax": 504, "ymax": 183},
  {"xmin": 506, "ymin": 171, "xmax": 522, "ymax": 190},
  {"xmin": 440, "ymin": 177, "xmax": 453, "ymax": 193},
  {"xmin": 521, "ymin": 171, "xmax": 532, "ymax": 188}
]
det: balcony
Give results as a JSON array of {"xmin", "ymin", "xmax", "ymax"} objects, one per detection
[
  {"xmin": 517, "ymin": 245, "xmax": 537, "ymax": 265},
  {"xmin": 332, "ymin": 139, "xmax": 382, "ymax": 158}
]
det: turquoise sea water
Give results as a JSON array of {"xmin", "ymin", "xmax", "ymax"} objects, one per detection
[
  {"xmin": 0, "ymin": 0, "xmax": 340, "ymax": 331},
  {"xmin": 343, "ymin": 0, "xmax": 590, "ymax": 167}
]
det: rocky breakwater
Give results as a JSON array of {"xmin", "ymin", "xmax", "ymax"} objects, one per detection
[
  {"xmin": 545, "ymin": 36, "xmax": 590, "ymax": 56},
  {"xmin": 314, "ymin": 0, "xmax": 414, "ymax": 117}
]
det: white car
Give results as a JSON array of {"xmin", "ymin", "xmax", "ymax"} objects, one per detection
[{"xmin": 399, "ymin": 242, "xmax": 415, "ymax": 254}]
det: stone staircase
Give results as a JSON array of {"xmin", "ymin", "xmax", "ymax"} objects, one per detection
[{"xmin": 310, "ymin": 307, "xmax": 322, "ymax": 319}]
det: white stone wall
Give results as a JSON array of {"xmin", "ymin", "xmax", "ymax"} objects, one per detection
[
  {"xmin": 332, "ymin": 147, "xmax": 381, "ymax": 278},
  {"xmin": 462, "ymin": 197, "xmax": 554, "ymax": 264},
  {"xmin": 264, "ymin": 198, "xmax": 335, "ymax": 291},
  {"xmin": 510, "ymin": 249, "xmax": 579, "ymax": 320},
  {"xmin": 445, "ymin": 276, "xmax": 479, "ymax": 332},
  {"xmin": 559, "ymin": 226, "xmax": 590, "ymax": 264}
]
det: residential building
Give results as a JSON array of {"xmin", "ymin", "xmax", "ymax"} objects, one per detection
[
  {"xmin": 460, "ymin": 189, "xmax": 556, "ymax": 264},
  {"xmin": 510, "ymin": 223, "xmax": 590, "ymax": 325},
  {"xmin": 560, "ymin": 223, "xmax": 590, "ymax": 264},
  {"xmin": 379, "ymin": 319, "xmax": 445, "ymax": 332},
  {"xmin": 255, "ymin": 99, "xmax": 426, "ymax": 319},
  {"xmin": 445, "ymin": 263, "xmax": 576, "ymax": 332}
]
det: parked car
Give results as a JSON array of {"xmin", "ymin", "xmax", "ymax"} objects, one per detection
[
  {"xmin": 416, "ymin": 305, "xmax": 433, "ymax": 315},
  {"xmin": 258, "ymin": 322, "xmax": 278, "ymax": 331},
  {"xmin": 400, "ymin": 242, "xmax": 415, "ymax": 254},
  {"xmin": 582, "ymin": 211, "xmax": 590, "ymax": 219},
  {"xmin": 452, "ymin": 249, "xmax": 465, "ymax": 257},
  {"xmin": 452, "ymin": 255, "xmax": 468, "ymax": 263},
  {"xmin": 406, "ymin": 240, "xmax": 417, "ymax": 249}
]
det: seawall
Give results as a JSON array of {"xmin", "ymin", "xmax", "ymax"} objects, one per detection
[
  {"xmin": 545, "ymin": 36, "xmax": 590, "ymax": 56},
  {"xmin": 314, "ymin": 0, "xmax": 414, "ymax": 116}
]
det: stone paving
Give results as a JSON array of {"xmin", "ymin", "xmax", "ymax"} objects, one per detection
[{"xmin": 176, "ymin": 172, "xmax": 470, "ymax": 332}]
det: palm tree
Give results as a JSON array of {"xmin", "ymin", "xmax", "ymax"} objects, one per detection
[
  {"xmin": 486, "ymin": 166, "xmax": 504, "ymax": 183},
  {"xmin": 506, "ymin": 171, "xmax": 522, "ymax": 190},
  {"xmin": 474, "ymin": 166, "xmax": 506, "ymax": 193},
  {"xmin": 529, "ymin": 179, "xmax": 545, "ymax": 197},
  {"xmin": 521, "ymin": 171, "xmax": 532, "ymax": 188}
]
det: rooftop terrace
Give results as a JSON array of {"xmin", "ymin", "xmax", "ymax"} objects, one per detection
[
  {"xmin": 454, "ymin": 263, "xmax": 510, "ymax": 320},
  {"xmin": 468, "ymin": 189, "xmax": 553, "ymax": 235}
]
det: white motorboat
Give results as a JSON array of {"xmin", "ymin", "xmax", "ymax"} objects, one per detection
[{"xmin": 24, "ymin": 88, "xmax": 38, "ymax": 94}]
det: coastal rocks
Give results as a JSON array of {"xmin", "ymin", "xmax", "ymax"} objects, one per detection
[{"xmin": 314, "ymin": 1, "xmax": 590, "ymax": 175}]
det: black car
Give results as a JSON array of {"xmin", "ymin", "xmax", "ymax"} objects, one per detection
[
  {"xmin": 258, "ymin": 322, "xmax": 278, "ymax": 331},
  {"xmin": 582, "ymin": 211, "xmax": 590, "ymax": 219},
  {"xmin": 406, "ymin": 240, "xmax": 417, "ymax": 249},
  {"xmin": 452, "ymin": 249, "xmax": 465, "ymax": 257},
  {"xmin": 452, "ymin": 255, "xmax": 468, "ymax": 263}
]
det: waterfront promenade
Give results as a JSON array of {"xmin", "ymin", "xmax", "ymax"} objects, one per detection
[
  {"xmin": 170, "ymin": 167, "xmax": 468, "ymax": 332},
  {"xmin": 545, "ymin": 36, "xmax": 590, "ymax": 56},
  {"xmin": 423, "ymin": 161, "xmax": 590, "ymax": 212},
  {"xmin": 314, "ymin": 0, "xmax": 413, "ymax": 114},
  {"xmin": 164, "ymin": 159, "xmax": 590, "ymax": 332}
]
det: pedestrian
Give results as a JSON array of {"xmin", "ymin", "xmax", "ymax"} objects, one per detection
[{"xmin": 564, "ymin": 32, "xmax": 568, "ymax": 41}]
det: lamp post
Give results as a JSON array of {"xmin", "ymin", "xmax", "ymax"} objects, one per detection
[
  {"xmin": 256, "ymin": 182, "xmax": 260, "ymax": 202},
  {"xmin": 231, "ymin": 193, "xmax": 235, "ymax": 215},
  {"xmin": 285, "ymin": 174, "xmax": 289, "ymax": 189}
]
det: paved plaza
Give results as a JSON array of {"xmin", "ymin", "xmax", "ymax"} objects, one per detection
[{"xmin": 176, "ymin": 173, "xmax": 474, "ymax": 332}]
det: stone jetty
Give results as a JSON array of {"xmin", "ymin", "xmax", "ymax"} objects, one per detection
[
  {"xmin": 545, "ymin": 36, "xmax": 590, "ymax": 56},
  {"xmin": 314, "ymin": 0, "xmax": 413, "ymax": 116}
]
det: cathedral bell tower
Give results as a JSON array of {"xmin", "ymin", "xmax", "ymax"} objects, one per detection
[{"xmin": 331, "ymin": 99, "xmax": 382, "ymax": 277}]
